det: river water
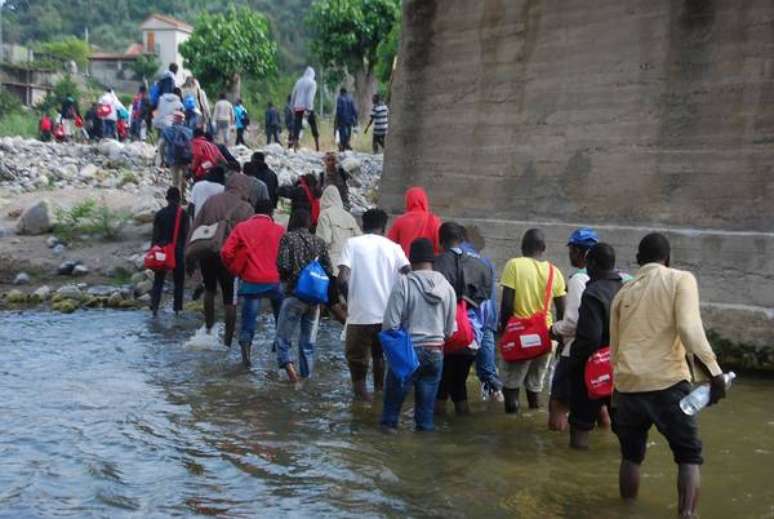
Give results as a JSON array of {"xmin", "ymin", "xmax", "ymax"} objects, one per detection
[{"xmin": 1, "ymin": 310, "xmax": 772, "ymax": 518}]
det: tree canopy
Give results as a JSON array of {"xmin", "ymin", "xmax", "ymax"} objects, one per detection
[
  {"xmin": 35, "ymin": 37, "xmax": 91, "ymax": 68},
  {"xmin": 306, "ymin": 0, "xmax": 400, "ymax": 74},
  {"xmin": 129, "ymin": 55, "xmax": 161, "ymax": 82},
  {"xmin": 180, "ymin": 7, "xmax": 278, "ymax": 97}
]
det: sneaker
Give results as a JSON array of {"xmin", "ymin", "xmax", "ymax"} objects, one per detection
[{"xmin": 480, "ymin": 382, "xmax": 490, "ymax": 402}]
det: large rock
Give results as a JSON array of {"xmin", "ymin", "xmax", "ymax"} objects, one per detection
[
  {"xmin": 13, "ymin": 272, "xmax": 30, "ymax": 285},
  {"xmin": 55, "ymin": 284, "xmax": 82, "ymax": 301},
  {"xmin": 79, "ymin": 164, "xmax": 99, "ymax": 179},
  {"xmin": 15, "ymin": 200, "xmax": 51, "ymax": 235},
  {"xmin": 131, "ymin": 199, "xmax": 163, "ymax": 224},
  {"xmin": 98, "ymin": 140, "xmax": 125, "ymax": 161}
]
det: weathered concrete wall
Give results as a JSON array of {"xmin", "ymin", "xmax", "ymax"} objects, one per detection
[{"xmin": 382, "ymin": 0, "xmax": 774, "ymax": 354}]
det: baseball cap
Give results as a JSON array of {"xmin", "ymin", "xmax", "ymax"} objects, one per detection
[{"xmin": 567, "ymin": 227, "xmax": 599, "ymax": 249}]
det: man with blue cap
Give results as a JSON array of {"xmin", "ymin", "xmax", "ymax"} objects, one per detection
[{"xmin": 547, "ymin": 227, "xmax": 600, "ymax": 431}]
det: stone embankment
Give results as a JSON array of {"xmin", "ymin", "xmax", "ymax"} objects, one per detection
[{"xmin": 0, "ymin": 137, "xmax": 382, "ymax": 313}]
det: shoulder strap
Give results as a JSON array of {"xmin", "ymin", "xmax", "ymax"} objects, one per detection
[
  {"xmin": 171, "ymin": 207, "xmax": 183, "ymax": 247},
  {"xmin": 541, "ymin": 263, "xmax": 555, "ymax": 314},
  {"xmin": 454, "ymin": 251, "xmax": 466, "ymax": 301}
]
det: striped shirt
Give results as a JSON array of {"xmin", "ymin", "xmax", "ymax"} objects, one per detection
[{"xmin": 371, "ymin": 103, "xmax": 389, "ymax": 135}]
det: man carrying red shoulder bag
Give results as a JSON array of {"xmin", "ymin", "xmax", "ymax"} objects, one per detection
[
  {"xmin": 498, "ymin": 229, "xmax": 566, "ymax": 415},
  {"xmin": 146, "ymin": 187, "xmax": 188, "ymax": 316}
]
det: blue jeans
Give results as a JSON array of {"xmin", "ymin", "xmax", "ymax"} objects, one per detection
[
  {"xmin": 273, "ymin": 296, "xmax": 320, "ymax": 377},
  {"xmin": 337, "ymin": 125, "xmax": 352, "ymax": 149},
  {"xmin": 381, "ymin": 347, "xmax": 443, "ymax": 432},
  {"xmin": 475, "ymin": 328, "xmax": 503, "ymax": 392},
  {"xmin": 238, "ymin": 288, "xmax": 284, "ymax": 346},
  {"xmin": 102, "ymin": 119, "xmax": 116, "ymax": 139}
]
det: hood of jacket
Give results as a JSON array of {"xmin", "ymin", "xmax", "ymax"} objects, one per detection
[
  {"xmin": 225, "ymin": 173, "xmax": 255, "ymax": 204},
  {"xmin": 320, "ymin": 185, "xmax": 343, "ymax": 211},
  {"xmin": 303, "ymin": 66, "xmax": 315, "ymax": 81},
  {"xmin": 405, "ymin": 187, "xmax": 430, "ymax": 212},
  {"xmin": 408, "ymin": 271, "xmax": 447, "ymax": 305}
]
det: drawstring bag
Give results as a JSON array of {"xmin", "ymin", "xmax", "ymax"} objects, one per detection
[
  {"xmin": 144, "ymin": 207, "xmax": 183, "ymax": 271},
  {"xmin": 379, "ymin": 328, "xmax": 419, "ymax": 385},
  {"xmin": 294, "ymin": 257, "xmax": 329, "ymax": 304},
  {"xmin": 499, "ymin": 263, "xmax": 555, "ymax": 362},
  {"xmin": 585, "ymin": 346, "xmax": 613, "ymax": 399}
]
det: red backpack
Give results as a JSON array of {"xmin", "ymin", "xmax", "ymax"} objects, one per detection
[
  {"xmin": 144, "ymin": 208, "xmax": 183, "ymax": 271},
  {"xmin": 39, "ymin": 116, "xmax": 52, "ymax": 133},
  {"xmin": 499, "ymin": 263, "xmax": 555, "ymax": 362},
  {"xmin": 584, "ymin": 346, "xmax": 613, "ymax": 399}
]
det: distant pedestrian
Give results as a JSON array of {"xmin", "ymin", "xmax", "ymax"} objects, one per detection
[
  {"xmin": 243, "ymin": 152, "xmax": 279, "ymax": 209},
  {"xmin": 190, "ymin": 128, "xmax": 225, "ymax": 181},
  {"xmin": 291, "ymin": 67, "xmax": 319, "ymax": 151},
  {"xmin": 181, "ymin": 75, "xmax": 211, "ymax": 128},
  {"xmin": 130, "ymin": 85, "xmax": 150, "ymax": 141},
  {"xmin": 160, "ymin": 111, "xmax": 193, "ymax": 200},
  {"xmin": 97, "ymin": 88, "xmax": 124, "ymax": 140},
  {"xmin": 60, "ymin": 95, "xmax": 80, "ymax": 141},
  {"xmin": 364, "ymin": 93, "xmax": 389, "ymax": 153},
  {"xmin": 221, "ymin": 199, "xmax": 286, "ymax": 368},
  {"xmin": 149, "ymin": 187, "xmax": 188, "ymax": 317},
  {"xmin": 233, "ymin": 98, "xmax": 248, "ymax": 146},
  {"xmin": 380, "ymin": 238, "xmax": 456, "ymax": 432},
  {"xmin": 38, "ymin": 113, "xmax": 53, "ymax": 142},
  {"xmin": 275, "ymin": 209, "xmax": 334, "ymax": 382},
  {"xmin": 213, "ymin": 93, "xmax": 234, "ymax": 145},
  {"xmin": 284, "ymin": 95, "xmax": 294, "ymax": 145},
  {"xmin": 265, "ymin": 102, "xmax": 281, "ymax": 145},
  {"xmin": 499, "ymin": 229, "xmax": 566, "ymax": 414},
  {"xmin": 156, "ymin": 63, "xmax": 178, "ymax": 100},
  {"xmin": 321, "ymin": 152, "xmax": 351, "ymax": 211},
  {"xmin": 337, "ymin": 209, "xmax": 410, "ymax": 400},
  {"xmin": 387, "ymin": 187, "xmax": 442, "ymax": 256},
  {"xmin": 334, "ymin": 87, "xmax": 358, "ymax": 151}
]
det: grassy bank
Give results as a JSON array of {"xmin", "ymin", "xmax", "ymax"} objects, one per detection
[
  {"xmin": 0, "ymin": 111, "xmax": 38, "ymax": 139},
  {"xmin": 242, "ymin": 116, "xmax": 378, "ymax": 154}
]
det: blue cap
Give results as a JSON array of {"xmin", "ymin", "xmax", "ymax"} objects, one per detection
[{"xmin": 567, "ymin": 227, "xmax": 599, "ymax": 249}]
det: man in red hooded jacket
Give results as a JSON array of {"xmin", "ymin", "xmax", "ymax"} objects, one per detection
[
  {"xmin": 387, "ymin": 187, "xmax": 442, "ymax": 255},
  {"xmin": 191, "ymin": 128, "xmax": 225, "ymax": 181}
]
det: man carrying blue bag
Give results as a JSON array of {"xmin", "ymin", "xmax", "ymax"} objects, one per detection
[
  {"xmin": 276, "ymin": 209, "xmax": 334, "ymax": 383},
  {"xmin": 380, "ymin": 238, "xmax": 457, "ymax": 432}
]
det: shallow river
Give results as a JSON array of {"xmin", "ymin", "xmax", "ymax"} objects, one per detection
[{"xmin": 1, "ymin": 310, "xmax": 772, "ymax": 518}]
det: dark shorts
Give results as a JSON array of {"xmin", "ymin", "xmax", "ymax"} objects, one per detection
[
  {"xmin": 550, "ymin": 355, "xmax": 572, "ymax": 405},
  {"xmin": 569, "ymin": 365, "xmax": 608, "ymax": 431},
  {"xmin": 612, "ymin": 381, "xmax": 703, "ymax": 465},
  {"xmin": 293, "ymin": 110, "xmax": 319, "ymax": 140},
  {"xmin": 327, "ymin": 275, "xmax": 340, "ymax": 306},
  {"xmin": 345, "ymin": 323, "xmax": 385, "ymax": 385},
  {"xmin": 199, "ymin": 254, "xmax": 234, "ymax": 306}
]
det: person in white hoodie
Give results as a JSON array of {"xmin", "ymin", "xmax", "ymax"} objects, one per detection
[
  {"xmin": 290, "ymin": 67, "xmax": 319, "ymax": 151},
  {"xmin": 97, "ymin": 88, "xmax": 125, "ymax": 140}
]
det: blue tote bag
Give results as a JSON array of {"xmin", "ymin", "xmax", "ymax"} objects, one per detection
[
  {"xmin": 378, "ymin": 328, "xmax": 420, "ymax": 385},
  {"xmin": 294, "ymin": 257, "xmax": 330, "ymax": 304}
]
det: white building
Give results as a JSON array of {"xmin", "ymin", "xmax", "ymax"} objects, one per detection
[{"xmin": 139, "ymin": 14, "xmax": 193, "ymax": 81}]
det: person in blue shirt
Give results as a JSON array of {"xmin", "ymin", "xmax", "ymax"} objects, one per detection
[
  {"xmin": 334, "ymin": 87, "xmax": 358, "ymax": 151},
  {"xmin": 233, "ymin": 99, "xmax": 248, "ymax": 146}
]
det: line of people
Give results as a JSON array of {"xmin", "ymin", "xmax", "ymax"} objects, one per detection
[{"xmin": 149, "ymin": 165, "xmax": 727, "ymax": 517}]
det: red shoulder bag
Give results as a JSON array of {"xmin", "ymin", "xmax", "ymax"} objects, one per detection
[
  {"xmin": 499, "ymin": 263, "xmax": 555, "ymax": 362},
  {"xmin": 584, "ymin": 346, "xmax": 613, "ymax": 399},
  {"xmin": 144, "ymin": 208, "xmax": 183, "ymax": 271}
]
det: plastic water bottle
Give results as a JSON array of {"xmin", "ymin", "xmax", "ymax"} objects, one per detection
[{"xmin": 679, "ymin": 372, "xmax": 736, "ymax": 416}]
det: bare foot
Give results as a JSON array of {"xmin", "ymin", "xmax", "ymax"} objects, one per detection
[{"xmin": 286, "ymin": 363, "xmax": 299, "ymax": 384}]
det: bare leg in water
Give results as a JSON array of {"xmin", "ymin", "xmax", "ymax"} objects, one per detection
[
  {"xmin": 677, "ymin": 464, "xmax": 700, "ymax": 518},
  {"xmin": 224, "ymin": 304, "xmax": 236, "ymax": 348},
  {"xmin": 619, "ymin": 459, "xmax": 640, "ymax": 501}
]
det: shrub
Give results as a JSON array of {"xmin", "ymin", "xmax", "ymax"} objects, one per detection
[
  {"xmin": 0, "ymin": 112, "xmax": 38, "ymax": 138},
  {"xmin": 53, "ymin": 198, "xmax": 130, "ymax": 242},
  {"xmin": 0, "ymin": 87, "xmax": 22, "ymax": 118}
]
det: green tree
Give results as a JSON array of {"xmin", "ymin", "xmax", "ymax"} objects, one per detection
[
  {"xmin": 375, "ymin": 19, "xmax": 400, "ymax": 93},
  {"xmin": 35, "ymin": 36, "xmax": 91, "ymax": 69},
  {"xmin": 306, "ymin": 0, "xmax": 400, "ymax": 117},
  {"xmin": 180, "ymin": 7, "xmax": 278, "ymax": 100},
  {"xmin": 129, "ymin": 54, "xmax": 161, "ymax": 82}
]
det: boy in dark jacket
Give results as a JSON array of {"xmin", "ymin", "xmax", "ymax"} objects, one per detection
[
  {"xmin": 265, "ymin": 102, "xmax": 281, "ymax": 144},
  {"xmin": 150, "ymin": 187, "xmax": 189, "ymax": 316},
  {"xmin": 568, "ymin": 242, "xmax": 623, "ymax": 449}
]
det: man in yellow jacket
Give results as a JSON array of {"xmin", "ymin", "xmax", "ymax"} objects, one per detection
[{"xmin": 610, "ymin": 232, "xmax": 727, "ymax": 518}]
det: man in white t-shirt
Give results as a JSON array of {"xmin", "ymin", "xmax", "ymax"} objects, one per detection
[
  {"xmin": 338, "ymin": 208, "xmax": 410, "ymax": 401},
  {"xmin": 189, "ymin": 166, "xmax": 225, "ymax": 217}
]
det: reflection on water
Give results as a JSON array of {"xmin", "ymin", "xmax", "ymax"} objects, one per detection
[{"xmin": 0, "ymin": 310, "xmax": 772, "ymax": 518}]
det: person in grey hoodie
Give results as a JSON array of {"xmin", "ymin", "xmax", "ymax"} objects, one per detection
[
  {"xmin": 380, "ymin": 238, "xmax": 457, "ymax": 432},
  {"xmin": 290, "ymin": 66, "xmax": 319, "ymax": 151}
]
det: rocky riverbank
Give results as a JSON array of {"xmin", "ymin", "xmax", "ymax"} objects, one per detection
[{"xmin": 0, "ymin": 137, "xmax": 383, "ymax": 312}]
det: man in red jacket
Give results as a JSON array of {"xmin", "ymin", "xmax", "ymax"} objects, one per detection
[
  {"xmin": 221, "ymin": 199, "xmax": 286, "ymax": 368},
  {"xmin": 191, "ymin": 128, "xmax": 225, "ymax": 181},
  {"xmin": 387, "ymin": 187, "xmax": 442, "ymax": 255}
]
